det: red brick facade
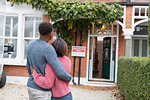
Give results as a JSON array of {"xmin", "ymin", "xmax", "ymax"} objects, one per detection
[{"xmin": 4, "ymin": 3, "xmax": 140, "ymax": 78}]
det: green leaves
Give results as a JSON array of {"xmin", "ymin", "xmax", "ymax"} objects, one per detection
[
  {"xmin": 10, "ymin": 0, "xmax": 123, "ymax": 47},
  {"xmin": 118, "ymin": 57, "xmax": 150, "ymax": 100},
  {"xmin": 10, "ymin": 0, "xmax": 122, "ymax": 24}
]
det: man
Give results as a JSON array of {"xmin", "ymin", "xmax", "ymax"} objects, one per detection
[{"xmin": 26, "ymin": 22, "xmax": 72, "ymax": 100}]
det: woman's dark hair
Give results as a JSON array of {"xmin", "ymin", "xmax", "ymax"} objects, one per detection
[
  {"xmin": 39, "ymin": 22, "xmax": 53, "ymax": 35},
  {"xmin": 52, "ymin": 38, "xmax": 67, "ymax": 57}
]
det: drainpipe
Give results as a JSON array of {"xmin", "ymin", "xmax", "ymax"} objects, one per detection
[{"xmin": 78, "ymin": 31, "xmax": 82, "ymax": 85}]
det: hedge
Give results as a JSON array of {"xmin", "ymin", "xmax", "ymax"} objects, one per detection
[{"xmin": 117, "ymin": 57, "xmax": 150, "ymax": 100}]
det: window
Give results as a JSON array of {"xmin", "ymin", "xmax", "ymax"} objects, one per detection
[
  {"xmin": 132, "ymin": 38, "xmax": 148, "ymax": 57},
  {"xmin": 23, "ymin": 16, "xmax": 42, "ymax": 59},
  {"xmin": 3, "ymin": 16, "xmax": 18, "ymax": 59}
]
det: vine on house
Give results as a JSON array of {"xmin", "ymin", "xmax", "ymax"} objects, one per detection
[{"xmin": 10, "ymin": 0, "xmax": 123, "ymax": 47}]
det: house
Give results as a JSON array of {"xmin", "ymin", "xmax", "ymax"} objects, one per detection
[{"xmin": 0, "ymin": 0, "xmax": 149, "ymax": 86}]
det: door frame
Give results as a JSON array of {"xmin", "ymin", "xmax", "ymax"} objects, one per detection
[{"xmin": 86, "ymin": 24, "xmax": 119, "ymax": 82}]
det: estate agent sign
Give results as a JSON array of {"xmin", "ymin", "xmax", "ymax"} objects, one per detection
[{"xmin": 71, "ymin": 46, "xmax": 86, "ymax": 57}]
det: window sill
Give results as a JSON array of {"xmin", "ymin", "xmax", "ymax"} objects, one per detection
[{"xmin": 1, "ymin": 58, "xmax": 26, "ymax": 66}]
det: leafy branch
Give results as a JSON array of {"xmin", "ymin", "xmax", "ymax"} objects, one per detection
[{"xmin": 10, "ymin": 0, "xmax": 123, "ymax": 47}]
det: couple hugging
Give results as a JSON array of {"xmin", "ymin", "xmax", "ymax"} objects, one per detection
[{"xmin": 26, "ymin": 22, "xmax": 72, "ymax": 100}]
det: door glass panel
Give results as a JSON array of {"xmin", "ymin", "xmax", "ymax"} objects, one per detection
[
  {"xmin": 134, "ymin": 40, "xmax": 139, "ymax": 56},
  {"xmin": 142, "ymin": 40, "xmax": 147, "ymax": 57}
]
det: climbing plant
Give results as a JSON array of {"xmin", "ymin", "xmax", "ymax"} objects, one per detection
[
  {"xmin": 10, "ymin": 0, "xmax": 123, "ymax": 47},
  {"xmin": 148, "ymin": 4, "xmax": 150, "ymax": 57}
]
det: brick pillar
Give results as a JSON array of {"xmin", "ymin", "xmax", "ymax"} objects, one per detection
[
  {"xmin": 126, "ymin": 6, "xmax": 132, "ymax": 29},
  {"xmin": 42, "ymin": 15, "xmax": 53, "ymax": 44},
  {"xmin": 123, "ymin": 6, "xmax": 134, "ymax": 57}
]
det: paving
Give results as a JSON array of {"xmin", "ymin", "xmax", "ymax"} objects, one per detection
[{"xmin": 0, "ymin": 83, "xmax": 121, "ymax": 100}]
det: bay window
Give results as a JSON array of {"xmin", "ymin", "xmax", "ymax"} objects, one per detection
[
  {"xmin": 132, "ymin": 25, "xmax": 148, "ymax": 57},
  {"xmin": 3, "ymin": 16, "xmax": 18, "ymax": 59},
  {"xmin": 23, "ymin": 16, "xmax": 42, "ymax": 59}
]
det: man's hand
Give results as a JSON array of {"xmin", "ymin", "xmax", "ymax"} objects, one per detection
[{"xmin": 30, "ymin": 66, "xmax": 36, "ymax": 74}]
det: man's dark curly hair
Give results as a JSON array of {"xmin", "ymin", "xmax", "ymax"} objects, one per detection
[{"xmin": 39, "ymin": 22, "xmax": 53, "ymax": 35}]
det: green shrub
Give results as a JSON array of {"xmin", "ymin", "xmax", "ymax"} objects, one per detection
[{"xmin": 117, "ymin": 57, "xmax": 150, "ymax": 100}]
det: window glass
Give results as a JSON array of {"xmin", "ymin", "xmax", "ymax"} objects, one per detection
[
  {"xmin": 133, "ymin": 38, "xmax": 148, "ymax": 57},
  {"xmin": 24, "ymin": 17, "xmax": 34, "ymax": 37},
  {"xmin": 11, "ymin": 39, "xmax": 17, "ymax": 58},
  {"xmin": 24, "ymin": 16, "xmax": 42, "ymax": 59},
  {"xmin": 5, "ymin": 17, "xmax": 11, "ymax": 36},
  {"xmin": 12, "ymin": 17, "xmax": 18, "ymax": 37},
  {"xmin": 3, "ymin": 39, "xmax": 17, "ymax": 58},
  {"xmin": 134, "ymin": 40, "xmax": 139, "ymax": 57},
  {"xmin": 35, "ymin": 17, "xmax": 42, "ymax": 38},
  {"xmin": 142, "ymin": 40, "xmax": 147, "ymax": 57},
  {"xmin": 24, "ymin": 39, "xmax": 32, "ymax": 59},
  {"xmin": 134, "ymin": 26, "xmax": 148, "ymax": 35},
  {"xmin": 0, "ymin": 15, "xmax": 5, "ymax": 36}
]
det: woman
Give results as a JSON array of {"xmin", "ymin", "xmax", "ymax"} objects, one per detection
[{"xmin": 32, "ymin": 38, "xmax": 72, "ymax": 100}]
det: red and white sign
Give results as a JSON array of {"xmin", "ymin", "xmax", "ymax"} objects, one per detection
[{"xmin": 71, "ymin": 46, "xmax": 86, "ymax": 57}]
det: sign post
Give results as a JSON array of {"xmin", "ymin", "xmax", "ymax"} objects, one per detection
[{"xmin": 71, "ymin": 35, "xmax": 86, "ymax": 85}]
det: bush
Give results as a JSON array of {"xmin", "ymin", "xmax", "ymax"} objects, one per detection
[{"xmin": 117, "ymin": 57, "xmax": 150, "ymax": 100}]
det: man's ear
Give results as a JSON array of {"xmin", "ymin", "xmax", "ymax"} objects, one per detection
[
  {"xmin": 48, "ymin": 32, "xmax": 53, "ymax": 40},
  {"xmin": 50, "ymin": 32, "xmax": 53, "ymax": 39}
]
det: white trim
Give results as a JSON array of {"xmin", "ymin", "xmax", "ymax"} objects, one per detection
[
  {"xmin": 132, "ymin": 35, "xmax": 148, "ymax": 38},
  {"xmin": 87, "ymin": 23, "xmax": 119, "ymax": 82},
  {"xmin": 86, "ymin": 31, "xmax": 90, "ymax": 82},
  {"xmin": 115, "ymin": 20, "xmax": 124, "ymax": 28},
  {"xmin": 123, "ymin": 6, "xmax": 126, "ymax": 29},
  {"xmin": 110, "ymin": 37, "xmax": 114, "ymax": 81},
  {"xmin": 123, "ymin": 29, "xmax": 135, "ymax": 39},
  {"xmin": 89, "ymin": 35, "xmax": 117, "ymax": 37},
  {"xmin": 132, "ymin": 6, "xmax": 149, "ymax": 30},
  {"xmin": 114, "ymin": 24, "xmax": 119, "ymax": 83},
  {"xmin": 134, "ymin": 19, "xmax": 148, "ymax": 27},
  {"xmin": 132, "ymin": 6, "xmax": 135, "ymax": 30}
]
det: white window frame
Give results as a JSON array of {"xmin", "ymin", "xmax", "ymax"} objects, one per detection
[
  {"xmin": 132, "ymin": 36, "xmax": 148, "ymax": 57},
  {"xmin": 1, "ymin": 2, "xmax": 44, "ymax": 65},
  {"xmin": 3, "ymin": 15, "xmax": 18, "ymax": 59},
  {"xmin": 23, "ymin": 15, "xmax": 42, "ymax": 59}
]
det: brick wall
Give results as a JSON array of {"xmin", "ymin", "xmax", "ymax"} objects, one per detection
[
  {"xmin": 4, "ymin": 65, "xmax": 29, "ymax": 77},
  {"xmin": 126, "ymin": 6, "xmax": 133, "ymax": 29},
  {"xmin": 118, "ymin": 25, "xmax": 125, "ymax": 57}
]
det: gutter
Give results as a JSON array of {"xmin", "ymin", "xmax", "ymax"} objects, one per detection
[{"xmin": 106, "ymin": 2, "xmax": 149, "ymax": 6}]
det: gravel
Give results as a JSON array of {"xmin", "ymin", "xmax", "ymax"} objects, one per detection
[{"xmin": 0, "ymin": 83, "xmax": 120, "ymax": 100}]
